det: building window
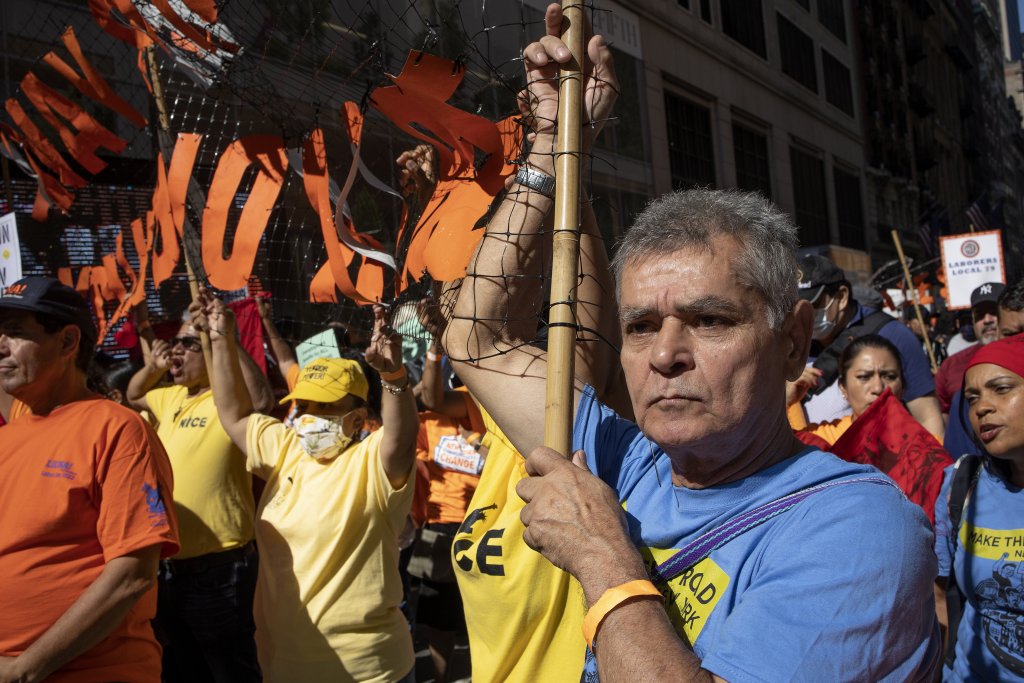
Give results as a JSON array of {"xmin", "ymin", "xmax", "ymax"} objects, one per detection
[
  {"xmin": 818, "ymin": 0, "xmax": 846, "ymax": 42},
  {"xmin": 790, "ymin": 146, "xmax": 829, "ymax": 244},
  {"xmin": 833, "ymin": 166, "xmax": 864, "ymax": 249},
  {"xmin": 778, "ymin": 14, "xmax": 817, "ymax": 93},
  {"xmin": 822, "ymin": 50, "xmax": 854, "ymax": 116},
  {"xmin": 794, "ymin": 0, "xmax": 810, "ymax": 10},
  {"xmin": 732, "ymin": 123, "xmax": 772, "ymax": 197},
  {"xmin": 701, "ymin": 0, "xmax": 713, "ymax": 23},
  {"xmin": 722, "ymin": 0, "xmax": 767, "ymax": 58},
  {"xmin": 678, "ymin": 0, "xmax": 690, "ymax": 8},
  {"xmin": 664, "ymin": 92, "xmax": 716, "ymax": 189}
]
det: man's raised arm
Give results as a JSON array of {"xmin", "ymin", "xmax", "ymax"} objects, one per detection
[{"xmin": 443, "ymin": 3, "xmax": 620, "ymax": 456}]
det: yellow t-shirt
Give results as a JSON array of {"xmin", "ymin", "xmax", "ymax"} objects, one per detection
[
  {"xmin": 146, "ymin": 386, "xmax": 255, "ymax": 559},
  {"xmin": 454, "ymin": 405, "xmax": 586, "ymax": 682},
  {"xmin": 245, "ymin": 415, "xmax": 415, "ymax": 683}
]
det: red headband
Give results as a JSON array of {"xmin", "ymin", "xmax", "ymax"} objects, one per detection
[{"xmin": 965, "ymin": 334, "xmax": 1024, "ymax": 379}]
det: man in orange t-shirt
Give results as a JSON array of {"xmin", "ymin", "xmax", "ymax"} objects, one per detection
[{"xmin": 0, "ymin": 276, "xmax": 179, "ymax": 683}]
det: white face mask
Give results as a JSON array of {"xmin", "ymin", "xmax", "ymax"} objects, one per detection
[
  {"xmin": 293, "ymin": 413, "xmax": 356, "ymax": 461},
  {"xmin": 811, "ymin": 296, "xmax": 837, "ymax": 341}
]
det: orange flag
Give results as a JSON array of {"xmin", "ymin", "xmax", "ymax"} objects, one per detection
[{"xmin": 829, "ymin": 388, "xmax": 952, "ymax": 525}]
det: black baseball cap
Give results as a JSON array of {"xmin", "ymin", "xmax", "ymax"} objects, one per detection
[
  {"xmin": 970, "ymin": 282, "xmax": 1005, "ymax": 308},
  {"xmin": 797, "ymin": 255, "xmax": 847, "ymax": 303},
  {"xmin": 0, "ymin": 276, "xmax": 98, "ymax": 345}
]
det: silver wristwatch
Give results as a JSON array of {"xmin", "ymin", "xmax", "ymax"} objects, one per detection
[{"xmin": 514, "ymin": 166, "xmax": 556, "ymax": 198}]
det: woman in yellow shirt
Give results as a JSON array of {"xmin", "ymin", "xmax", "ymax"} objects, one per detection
[{"xmin": 801, "ymin": 334, "xmax": 906, "ymax": 444}]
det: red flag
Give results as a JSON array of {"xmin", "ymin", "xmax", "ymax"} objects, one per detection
[
  {"xmin": 830, "ymin": 388, "xmax": 952, "ymax": 524},
  {"xmin": 226, "ymin": 298, "xmax": 267, "ymax": 374}
]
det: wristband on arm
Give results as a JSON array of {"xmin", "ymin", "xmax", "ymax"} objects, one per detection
[{"xmin": 582, "ymin": 579, "xmax": 663, "ymax": 649}]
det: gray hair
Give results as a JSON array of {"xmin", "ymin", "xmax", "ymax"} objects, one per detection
[{"xmin": 611, "ymin": 188, "xmax": 800, "ymax": 330}]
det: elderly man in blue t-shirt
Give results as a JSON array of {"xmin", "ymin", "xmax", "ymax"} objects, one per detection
[{"xmin": 442, "ymin": 6, "xmax": 941, "ymax": 682}]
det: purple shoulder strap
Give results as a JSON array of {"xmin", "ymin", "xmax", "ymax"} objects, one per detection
[{"xmin": 651, "ymin": 476, "xmax": 897, "ymax": 584}]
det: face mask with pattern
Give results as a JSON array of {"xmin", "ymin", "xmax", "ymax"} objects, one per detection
[{"xmin": 292, "ymin": 413, "xmax": 356, "ymax": 461}]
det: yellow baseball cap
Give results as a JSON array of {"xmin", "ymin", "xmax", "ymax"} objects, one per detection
[{"xmin": 279, "ymin": 357, "xmax": 369, "ymax": 405}]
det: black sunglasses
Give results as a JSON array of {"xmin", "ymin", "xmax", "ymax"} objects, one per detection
[{"xmin": 170, "ymin": 336, "xmax": 203, "ymax": 353}]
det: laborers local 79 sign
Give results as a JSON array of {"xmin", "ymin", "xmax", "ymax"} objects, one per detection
[{"xmin": 940, "ymin": 230, "xmax": 1006, "ymax": 309}]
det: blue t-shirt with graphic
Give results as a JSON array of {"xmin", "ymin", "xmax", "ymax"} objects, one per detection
[
  {"xmin": 573, "ymin": 385, "xmax": 941, "ymax": 682},
  {"xmin": 935, "ymin": 461, "xmax": 1024, "ymax": 681}
]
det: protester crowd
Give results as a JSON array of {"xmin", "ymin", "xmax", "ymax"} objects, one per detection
[{"xmin": 2, "ymin": 5, "xmax": 1024, "ymax": 682}]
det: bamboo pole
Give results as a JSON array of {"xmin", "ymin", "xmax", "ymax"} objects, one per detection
[
  {"xmin": 891, "ymin": 229, "xmax": 938, "ymax": 373},
  {"xmin": 144, "ymin": 47, "xmax": 214, "ymax": 375},
  {"xmin": 543, "ymin": 1, "xmax": 585, "ymax": 456}
]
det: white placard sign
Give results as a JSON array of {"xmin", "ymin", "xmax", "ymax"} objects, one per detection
[
  {"xmin": 940, "ymin": 230, "xmax": 1006, "ymax": 310},
  {"xmin": 0, "ymin": 212, "xmax": 22, "ymax": 288}
]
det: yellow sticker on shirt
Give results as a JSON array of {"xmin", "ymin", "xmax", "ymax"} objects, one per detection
[
  {"xmin": 643, "ymin": 547, "xmax": 731, "ymax": 646},
  {"xmin": 959, "ymin": 524, "xmax": 1024, "ymax": 561}
]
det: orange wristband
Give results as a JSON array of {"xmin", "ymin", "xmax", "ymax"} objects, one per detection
[
  {"xmin": 379, "ymin": 367, "xmax": 408, "ymax": 382},
  {"xmin": 582, "ymin": 579, "xmax": 663, "ymax": 649}
]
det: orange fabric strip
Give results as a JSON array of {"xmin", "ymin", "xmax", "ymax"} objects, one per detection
[
  {"xmin": 182, "ymin": 0, "xmax": 217, "ymax": 23},
  {"xmin": 20, "ymin": 72, "xmax": 128, "ymax": 175},
  {"xmin": 31, "ymin": 192, "xmax": 50, "ymax": 222},
  {"xmin": 202, "ymin": 135, "xmax": 288, "ymax": 290},
  {"xmin": 149, "ymin": 0, "xmax": 228, "ymax": 54},
  {"xmin": 5, "ymin": 97, "xmax": 87, "ymax": 188},
  {"xmin": 42, "ymin": 27, "xmax": 147, "ymax": 128},
  {"xmin": 87, "ymin": 0, "xmax": 158, "ymax": 49},
  {"xmin": 3, "ymin": 122, "xmax": 75, "ymax": 218}
]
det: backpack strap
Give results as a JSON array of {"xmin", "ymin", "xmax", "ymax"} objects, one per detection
[
  {"xmin": 944, "ymin": 454, "xmax": 983, "ymax": 667},
  {"xmin": 652, "ymin": 476, "xmax": 898, "ymax": 584},
  {"xmin": 806, "ymin": 310, "xmax": 894, "ymax": 398}
]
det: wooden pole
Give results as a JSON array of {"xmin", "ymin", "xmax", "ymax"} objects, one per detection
[
  {"xmin": 543, "ymin": 1, "xmax": 585, "ymax": 456},
  {"xmin": 144, "ymin": 47, "xmax": 214, "ymax": 375},
  {"xmin": 891, "ymin": 229, "xmax": 938, "ymax": 373}
]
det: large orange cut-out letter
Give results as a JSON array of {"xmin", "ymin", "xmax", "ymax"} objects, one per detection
[{"xmin": 202, "ymin": 135, "xmax": 288, "ymax": 291}]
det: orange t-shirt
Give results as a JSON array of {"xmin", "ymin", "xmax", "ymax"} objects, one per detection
[
  {"xmin": 0, "ymin": 396, "xmax": 179, "ymax": 682},
  {"xmin": 416, "ymin": 391, "xmax": 486, "ymax": 525}
]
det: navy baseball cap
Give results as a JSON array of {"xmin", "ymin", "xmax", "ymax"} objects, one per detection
[
  {"xmin": 970, "ymin": 282, "xmax": 1005, "ymax": 308},
  {"xmin": 0, "ymin": 276, "xmax": 98, "ymax": 344},
  {"xmin": 797, "ymin": 255, "xmax": 847, "ymax": 303}
]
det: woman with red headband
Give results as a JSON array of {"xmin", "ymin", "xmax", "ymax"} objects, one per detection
[{"xmin": 934, "ymin": 334, "xmax": 1024, "ymax": 681}]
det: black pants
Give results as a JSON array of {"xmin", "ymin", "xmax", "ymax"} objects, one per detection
[{"xmin": 154, "ymin": 544, "xmax": 261, "ymax": 683}]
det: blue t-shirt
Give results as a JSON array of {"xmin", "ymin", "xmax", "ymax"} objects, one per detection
[
  {"xmin": 573, "ymin": 385, "xmax": 941, "ymax": 682},
  {"xmin": 935, "ymin": 462, "xmax": 1024, "ymax": 681},
  {"xmin": 944, "ymin": 391, "xmax": 979, "ymax": 461},
  {"xmin": 804, "ymin": 303, "xmax": 937, "ymax": 423}
]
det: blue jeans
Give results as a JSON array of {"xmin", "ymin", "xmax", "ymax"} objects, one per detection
[{"xmin": 154, "ymin": 544, "xmax": 261, "ymax": 683}]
